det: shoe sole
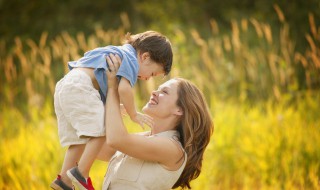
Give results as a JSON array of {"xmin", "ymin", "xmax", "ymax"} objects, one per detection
[
  {"xmin": 67, "ymin": 170, "xmax": 88, "ymax": 190},
  {"xmin": 50, "ymin": 182, "xmax": 63, "ymax": 190}
]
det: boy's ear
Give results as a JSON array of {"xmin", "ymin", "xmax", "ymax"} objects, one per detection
[{"xmin": 141, "ymin": 52, "xmax": 150, "ymax": 61}]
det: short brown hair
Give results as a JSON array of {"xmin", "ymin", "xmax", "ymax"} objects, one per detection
[{"xmin": 124, "ymin": 31, "xmax": 173, "ymax": 75}]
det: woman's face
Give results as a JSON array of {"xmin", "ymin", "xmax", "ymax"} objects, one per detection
[{"xmin": 142, "ymin": 79, "xmax": 181, "ymax": 118}]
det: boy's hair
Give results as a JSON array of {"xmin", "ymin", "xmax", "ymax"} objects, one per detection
[{"xmin": 124, "ymin": 31, "xmax": 173, "ymax": 76}]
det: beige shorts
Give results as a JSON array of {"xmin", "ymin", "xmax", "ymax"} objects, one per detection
[{"xmin": 54, "ymin": 69, "xmax": 105, "ymax": 147}]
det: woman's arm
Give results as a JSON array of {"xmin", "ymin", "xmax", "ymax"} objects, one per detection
[
  {"xmin": 95, "ymin": 106, "xmax": 116, "ymax": 162},
  {"xmin": 105, "ymin": 54, "xmax": 183, "ymax": 169},
  {"xmin": 96, "ymin": 140, "xmax": 116, "ymax": 162}
]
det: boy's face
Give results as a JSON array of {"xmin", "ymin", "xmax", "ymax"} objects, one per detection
[{"xmin": 138, "ymin": 52, "xmax": 165, "ymax": 80}]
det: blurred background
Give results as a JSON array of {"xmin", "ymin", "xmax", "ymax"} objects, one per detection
[{"xmin": 0, "ymin": 0, "xmax": 319, "ymax": 189}]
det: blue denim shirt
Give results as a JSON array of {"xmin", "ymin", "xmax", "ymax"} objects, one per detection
[{"xmin": 68, "ymin": 44, "xmax": 139, "ymax": 103}]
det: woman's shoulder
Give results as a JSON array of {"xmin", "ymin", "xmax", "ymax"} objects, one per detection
[
  {"xmin": 132, "ymin": 130, "xmax": 180, "ymax": 140},
  {"xmin": 134, "ymin": 131, "xmax": 151, "ymax": 136},
  {"xmin": 153, "ymin": 130, "xmax": 179, "ymax": 139}
]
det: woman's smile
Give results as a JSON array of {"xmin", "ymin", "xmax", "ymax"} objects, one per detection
[{"xmin": 148, "ymin": 97, "xmax": 158, "ymax": 105}]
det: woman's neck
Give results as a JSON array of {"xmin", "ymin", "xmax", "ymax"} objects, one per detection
[{"xmin": 150, "ymin": 117, "xmax": 177, "ymax": 135}]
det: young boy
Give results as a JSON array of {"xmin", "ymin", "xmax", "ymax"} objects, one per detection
[{"xmin": 50, "ymin": 31, "xmax": 173, "ymax": 190}]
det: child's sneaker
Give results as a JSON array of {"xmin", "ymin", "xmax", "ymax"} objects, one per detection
[
  {"xmin": 50, "ymin": 175, "xmax": 74, "ymax": 190},
  {"xmin": 67, "ymin": 166, "xmax": 95, "ymax": 190}
]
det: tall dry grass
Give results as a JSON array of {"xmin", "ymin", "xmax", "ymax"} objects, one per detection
[
  {"xmin": 174, "ymin": 5, "xmax": 320, "ymax": 103},
  {"xmin": 0, "ymin": 7, "xmax": 319, "ymax": 110}
]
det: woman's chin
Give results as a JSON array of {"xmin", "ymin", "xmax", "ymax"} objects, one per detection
[
  {"xmin": 142, "ymin": 105, "xmax": 149, "ymax": 113},
  {"xmin": 142, "ymin": 105, "xmax": 155, "ymax": 115},
  {"xmin": 143, "ymin": 103, "xmax": 155, "ymax": 109}
]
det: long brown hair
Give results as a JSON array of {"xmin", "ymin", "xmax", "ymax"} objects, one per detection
[
  {"xmin": 173, "ymin": 78, "xmax": 214, "ymax": 189},
  {"xmin": 124, "ymin": 31, "xmax": 173, "ymax": 75}
]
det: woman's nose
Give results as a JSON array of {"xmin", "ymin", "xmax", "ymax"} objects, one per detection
[{"xmin": 152, "ymin": 90, "xmax": 159, "ymax": 96}]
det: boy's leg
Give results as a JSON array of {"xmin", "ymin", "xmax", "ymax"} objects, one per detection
[
  {"xmin": 60, "ymin": 144, "xmax": 86, "ymax": 186},
  {"xmin": 77, "ymin": 136, "xmax": 105, "ymax": 178}
]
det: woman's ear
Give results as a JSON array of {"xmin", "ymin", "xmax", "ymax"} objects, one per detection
[{"xmin": 174, "ymin": 107, "xmax": 183, "ymax": 116}]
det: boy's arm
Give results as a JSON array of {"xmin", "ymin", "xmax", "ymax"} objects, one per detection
[
  {"xmin": 118, "ymin": 77, "xmax": 154, "ymax": 128},
  {"xmin": 118, "ymin": 77, "xmax": 137, "ymax": 119}
]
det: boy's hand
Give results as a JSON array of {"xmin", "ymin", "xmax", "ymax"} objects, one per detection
[
  {"xmin": 120, "ymin": 104, "xmax": 127, "ymax": 116},
  {"xmin": 131, "ymin": 112, "xmax": 154, "ymax": 129}
]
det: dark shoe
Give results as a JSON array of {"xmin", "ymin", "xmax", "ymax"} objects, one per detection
[
  {"xmin": 50, "ymin": 175, "xmax": 74, "ymax": 190},
  {"xmin": 67, "ymin": 166, "xmax": 94, "ymax": 190}
]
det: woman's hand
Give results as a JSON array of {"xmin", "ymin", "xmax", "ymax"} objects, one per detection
[{"xmin": 106, "ymin": 54, "xmax": 121, "ymax": 89}]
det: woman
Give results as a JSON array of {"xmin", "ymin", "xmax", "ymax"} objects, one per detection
[{"xmin": 97, "ymin": 54, "xmax": 213, "ymax": 189}]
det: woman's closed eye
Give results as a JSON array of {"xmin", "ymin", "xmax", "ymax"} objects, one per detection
[{"xmin": 158, "ymin": 88, "xmax": 169, "ymax": 94}]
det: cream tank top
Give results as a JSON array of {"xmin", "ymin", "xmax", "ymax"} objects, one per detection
[{"xmin": 103, "ymin": 130, "xmax": 187, "ymax": 190}]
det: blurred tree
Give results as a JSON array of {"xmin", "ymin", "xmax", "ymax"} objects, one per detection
[{"xmin": 0, "ymin": 0, "xmax": 319, "ymax": 51}]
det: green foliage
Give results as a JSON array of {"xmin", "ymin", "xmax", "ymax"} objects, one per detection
[{"xmin": 1, "ymin": 0, "xmax": 319, "ymax": 52}]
